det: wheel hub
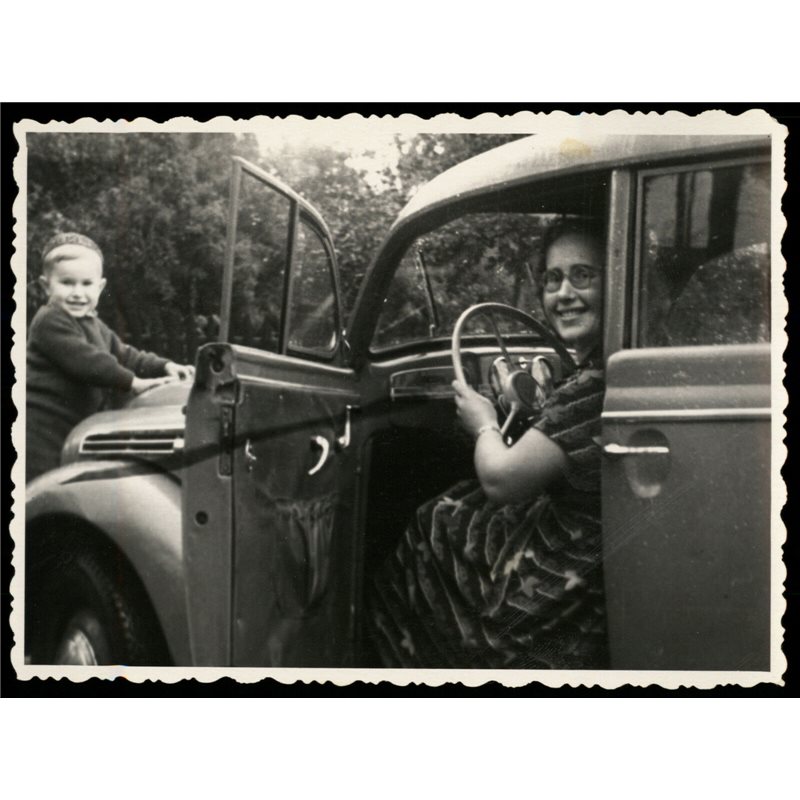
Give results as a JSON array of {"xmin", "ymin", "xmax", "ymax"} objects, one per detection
[{"xmin": 54, "ymin": 611, "xmax": 108, "ymax": 665}]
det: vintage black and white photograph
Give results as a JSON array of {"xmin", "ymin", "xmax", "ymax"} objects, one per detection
[{"xmin": 9, "ymin": 111, "xmax": 787, "ymax": 687}]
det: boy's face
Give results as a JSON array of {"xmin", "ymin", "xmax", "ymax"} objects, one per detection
[{"xmin": 40, "ymin": 245, "xmax": 106, "ymax": 318}]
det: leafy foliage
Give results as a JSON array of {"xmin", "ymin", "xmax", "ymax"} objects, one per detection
[
  {"xmin": 25, "ymin": 130, "xmax": 525, "ymax": 362},
  {"xmin": 373, "ymin": 212, "xmax": 551, "ymax": 350},
  {"xmin": 27, "ymin": 132, "xmax": 256, "ymax": 361}
]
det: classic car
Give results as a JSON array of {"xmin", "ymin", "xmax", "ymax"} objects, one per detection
[{"xmin": 24, "ymin": 131, "xmax": 776, "ymax": 671}]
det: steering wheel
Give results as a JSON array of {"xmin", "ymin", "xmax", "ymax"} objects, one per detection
[{"xmin": 451, "ymin": 302, "xmax": 576, "ymax": 436}]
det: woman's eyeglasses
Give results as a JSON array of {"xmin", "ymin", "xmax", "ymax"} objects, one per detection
[{"xmin": 543, "ymin": 263, "xmax": 602, "ymax": 293}]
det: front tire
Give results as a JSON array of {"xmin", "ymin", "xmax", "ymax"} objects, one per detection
[{"xmin": 26, "ymin": 547, "xmax": 169, "ymax": 666}]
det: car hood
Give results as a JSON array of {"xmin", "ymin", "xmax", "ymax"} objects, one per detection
[{"xmin": 62, "ymin": 382, "xmax": 192, "ymax": 468}]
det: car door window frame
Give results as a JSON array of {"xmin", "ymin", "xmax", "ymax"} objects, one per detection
[
  {"xmin": 604, "ymin": 169, "xmax": 635, "ymax": 360},
  {"xmin": 284, "ymin": 211, "xmax": 342, "ymax": 361},
  {"xmin": 220, "ymin": 156, "xmax": 343, "ymax": 362}
]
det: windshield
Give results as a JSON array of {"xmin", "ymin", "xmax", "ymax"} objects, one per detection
[{"xmin": 372, "ymin": 212, "xmax": 567, "ymax": 350}]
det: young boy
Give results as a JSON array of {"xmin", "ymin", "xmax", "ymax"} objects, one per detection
[{"xmin": 26, "ymin": 232, "xmax": 195, "ymax": 482}]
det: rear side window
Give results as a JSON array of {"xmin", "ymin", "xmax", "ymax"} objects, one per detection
[{"xmin": 637, "ymin": 160, "xmax": 770, "ymax": 347}]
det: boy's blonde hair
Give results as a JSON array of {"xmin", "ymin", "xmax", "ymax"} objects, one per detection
[{"xmin": 41, "ymin": 232, "xmax": 104, "ymax": 276}]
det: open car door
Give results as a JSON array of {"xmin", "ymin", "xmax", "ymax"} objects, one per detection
[
  {"xmin": 183, "ymin": 158, "xmax": 361, "ymax": 666},
  {"xmin": 601, "ymin": 155, "xmax": 773, "ymax": 670}
]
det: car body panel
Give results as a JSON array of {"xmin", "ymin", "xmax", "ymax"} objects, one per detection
[
  {"xmin": 181, "ymin": 343, "xmax": 236, "ymax": 665},
  {"xmin": 182, "ymin": 344, "xmax": 363, "ymax": 667},
  {"xmin": 60, "ymin": 389, "xmax": 188, "ymax": 466},
  {"xmin": 601, "ymin": 345, "xmax": 771, "ymax": 669},
  {"xmin": 228, "ymin": 348, "xmax": 361, "ymax": 666},
  {"xmin": 393, "ymin": 134, "xmax": 771, "ymax": 230},
  {"xmin": 26, "ymin": 461, "xmax": 191, "ymax": 665}
]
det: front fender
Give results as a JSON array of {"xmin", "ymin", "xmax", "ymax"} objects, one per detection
[{"xmin": 26, "ymin": 460, "xmax": 192, "ymax": 665}]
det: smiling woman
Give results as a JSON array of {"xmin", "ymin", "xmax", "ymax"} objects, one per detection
[
  {"xmin": 366, "ymin": 219, "xmax": 609, "ymax": 670},
  {"xmin": 540, "ymin": 222, "xmax": 605, "ymax": 364}
]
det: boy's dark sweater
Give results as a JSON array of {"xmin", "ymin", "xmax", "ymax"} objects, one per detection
[{"xmin": 27, "ymin": 303, "xmax": 169, "ymax": 430}]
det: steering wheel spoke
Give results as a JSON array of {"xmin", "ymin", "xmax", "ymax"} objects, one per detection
[
  {"xmin": 452, "ymin": 302, "xmax": 576, "ymax": 433},
  {"xmin": 499, "ymin": 402, "xmax": 520, "ymax": 437},
  {"xmin": 485, "ymin": 311, "xmax": 514, "ymax": 366}
]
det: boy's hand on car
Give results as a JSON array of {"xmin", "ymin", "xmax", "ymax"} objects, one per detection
[
  {"xmin": 130, "ymin": 376, "xmax": 177, "ymax": 395},
  {"xmin": 164, "ymin": 362, "xmax": 195, "ymax": 380}
]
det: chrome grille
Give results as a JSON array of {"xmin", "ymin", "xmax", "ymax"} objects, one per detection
[{"xmin": 80, "ymin": 429, "xmax": 184, "ymax": 457}]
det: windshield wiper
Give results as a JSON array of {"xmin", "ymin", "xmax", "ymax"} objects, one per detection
[{"xmin": 414, "ymin": 248, "xmax": 440, "ymax": 338}]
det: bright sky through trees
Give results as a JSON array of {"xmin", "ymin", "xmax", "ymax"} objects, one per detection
[{"xmin": 255, "ymin": 118, "xmax": 401, "ymax": 189}]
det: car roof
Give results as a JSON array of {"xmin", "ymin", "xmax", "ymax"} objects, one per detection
[{"xmin": 393, "ymin": 132, "xmax": 771, "ymax": 228}]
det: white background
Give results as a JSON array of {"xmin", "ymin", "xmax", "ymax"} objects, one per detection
[{"xmin": 2, "ymin": 2, "xmax": 795, "ymax": 797}]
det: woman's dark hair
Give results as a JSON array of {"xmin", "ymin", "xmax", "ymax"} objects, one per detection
[{"xmin": 533, "ymin": 217, "xmax": 606, "ymax": 298}]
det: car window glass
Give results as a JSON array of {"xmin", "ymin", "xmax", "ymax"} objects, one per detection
[
  {"xmin": 372, "ymin": 213, "xmax": 553, "ymax": 350},
  {"xmin": 287, "ymin": 221, "xmax": 338, "ymax": 354},
  {"xmin": 638, "ymin": 161, "xmax": 770, "ymax": 347},
  {"xmin": 371, "ymin": 247, "xmax": 435, "ymax": 348},
  {"xmin": 228, "ymin": 172, "xmax": 290, "ymax": 352}
]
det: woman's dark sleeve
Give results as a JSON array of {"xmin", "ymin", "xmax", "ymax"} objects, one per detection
[{"xmin": 533, "ymin": 367, "xmax": 605, "ymax": 489}]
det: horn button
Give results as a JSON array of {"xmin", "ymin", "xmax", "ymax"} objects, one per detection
[{"xmin": 490, "ymin": 356, "xmax": 551, "ymax": 418}]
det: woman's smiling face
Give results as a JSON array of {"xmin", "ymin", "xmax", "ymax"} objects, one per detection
[{"xmin": 542, "ymin": 231, "xmax": 604, "ymax": 361}]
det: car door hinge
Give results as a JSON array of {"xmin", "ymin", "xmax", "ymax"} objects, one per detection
[{"xmin": 219, "ymin": 404, "xmax": 235, "ymax": 476}]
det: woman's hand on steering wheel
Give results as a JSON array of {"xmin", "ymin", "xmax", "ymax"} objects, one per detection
[
  {"xmin": 451, "ymin": 302, "xmax": 576, "ymax": 437},
  {"xmin": 452, "ymin": 380, "xmax": 498, "ymax": 438}
]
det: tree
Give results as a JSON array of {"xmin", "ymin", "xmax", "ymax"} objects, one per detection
[
  {"xmin": 25, "ymin": 129, "xmax": 525, "ymax": 362},
  {"xmin": 394, "ymin": 133, "xmax": 524, "ymax": 195},
  {"xmin": 27, "ymin": 132, "xmax": 260, "ymax": 361},
  {"xmin": 256, "ymin": 142, "xmax": 403, "ymax": 314},
  {"xmin": 259, "ymin": 133, "xmax": 526, "ymax": 315}
]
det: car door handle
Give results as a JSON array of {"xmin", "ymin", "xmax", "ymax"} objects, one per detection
[
  {"xmin": 308, "ymin": 435, "xmax": 330, "ymax": 475},
  {"xmin": 244, "ymin": 439, "xmax": 258, "ymax": 471},
  {"xmin": 603, "ymin": 443, "xmax": 670, "ymax": 457},
  {"xmin": 336, "ymin": 404, "xmax": 359, "ymax": 450}
]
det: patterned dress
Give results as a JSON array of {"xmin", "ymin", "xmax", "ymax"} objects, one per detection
[{"xmin": 368, "ymin": 359, "xmax": 607, "ymax": 669}]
